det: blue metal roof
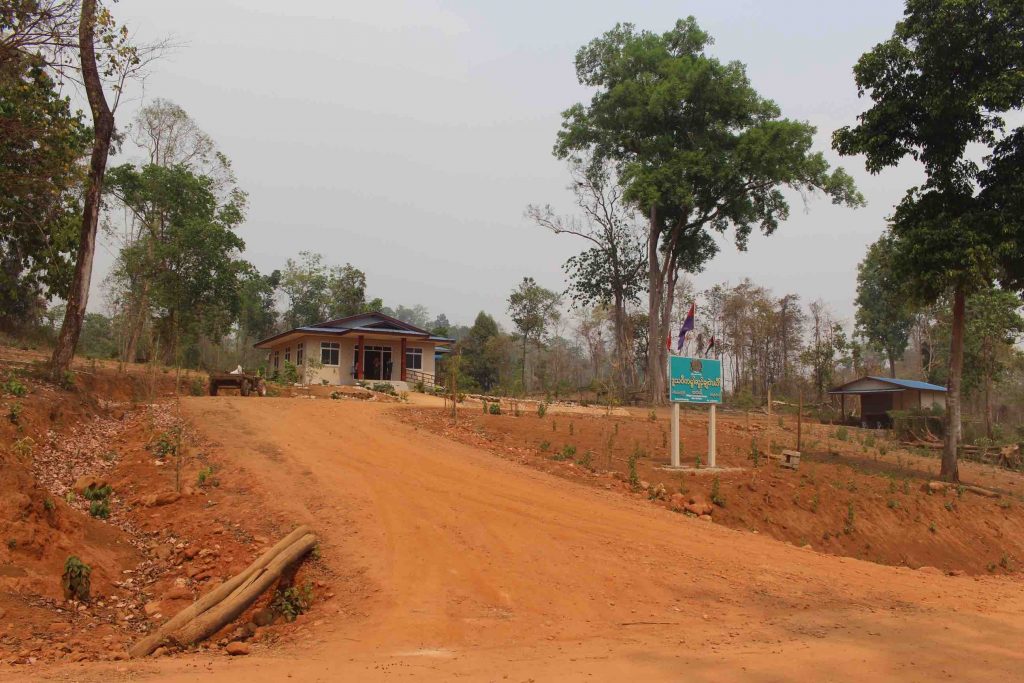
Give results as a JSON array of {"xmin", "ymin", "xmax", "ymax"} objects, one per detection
[{"xmin": 867, "ymin": 376, "xmax": 947, "ymax": 392}]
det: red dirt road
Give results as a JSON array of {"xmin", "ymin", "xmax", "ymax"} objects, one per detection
[{"xmin": 36, "ymin": 398, "xmax": 1024, "ymax": 681}]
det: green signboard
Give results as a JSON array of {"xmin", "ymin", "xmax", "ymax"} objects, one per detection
[{"xmin": 669, "ymin": 356, "xmax": 722, "ymax": 404}]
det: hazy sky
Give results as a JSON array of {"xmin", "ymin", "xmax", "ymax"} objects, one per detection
[{"xmin": 95, "ymin": 0, "xmax": 926, "ymax": 330}]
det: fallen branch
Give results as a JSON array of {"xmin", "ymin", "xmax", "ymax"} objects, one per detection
[
  {"xmin": 129, "ymin": 525, "xmax": 313, "ymax": 658},
  {"xmin": 169, "ymin": 532, "xmax": 318, "ymax": 647}
]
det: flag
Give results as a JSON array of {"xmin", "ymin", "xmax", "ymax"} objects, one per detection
[
  {"xmin": 677, "ymin": 303, "xmax": 695, "ymax": 352},
  {"xmin": 704, "ymin": 335, "xmax": 715, "ymax": 356}
]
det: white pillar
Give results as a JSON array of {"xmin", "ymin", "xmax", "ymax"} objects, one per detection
[
  {"xmin": 708, "ymin": 403, "xmax": 717, "ymax": 469},
  {"xmin": 671, "ymin": 402, "xmax": 680, "ymax": 467}
]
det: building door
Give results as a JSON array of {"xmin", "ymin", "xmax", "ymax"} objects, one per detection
[{"xmin": 359, "ymin": 346, "xmax": 392, "ymax": 380}]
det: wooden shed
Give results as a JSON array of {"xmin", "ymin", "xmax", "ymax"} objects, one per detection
[{"xmin": 828, "ymin": 376, "xmax": 947, "ymax": 428}]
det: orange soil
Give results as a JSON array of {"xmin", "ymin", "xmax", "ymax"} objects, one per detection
[
  {"xmin": 18, "ymin": 396, "xmax": 1024, "ymax": 681},
  {"xmin": 404, "ymin": 404, "xmax": 1024, "ymax": 574}
]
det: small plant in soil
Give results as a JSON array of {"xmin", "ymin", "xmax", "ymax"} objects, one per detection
[
  {"xmin": 902, "ymin": 479, "xmax": 911, "ymax": 495},
  {"xmin": 3, "ymin": 374, "xmax": 27, "ymax": 397},
  {"xmin": 43, "ymin": 498, "xmax": 56, "ymax": 512},
  {"xmin": 748, "ymin": 438, "xmax": 761, "ymax": 467},
  {"xmin": 835, "ymin": 426, "xmax": 848, "ymax": 442},
  {"xmin": 928, "ymin": 521, "xmax": 937, "ymax": 533},
  {"xmin": 558, "ymin": 444, "xmax": 577, "ymax": 461},
  {"xmin": 62, "ymin": 556, "xmax": 91, "ymax": 601},
  {"xmin": 197, "ymin": 465, "xmax": 218, "ymax": 487},
  {"xmin": 189, "ymin": 377, "xmax": 205, "ymax": 396},
  {"xmin": 330, "ymin": 391, "xmax": 341, "ymax": 399},
  {"xmin": 695, "ymin": 454, "xmax": 702, "ymax": 469},
  {"xmin": 576, "ymin": 450, "xmax": 594, "ymax": 471},
  {"xmin": 944, "ymin": 501, "xmax": 955, "ymax": 512},
  {"xmin": 539, "ymin": 440, "xmax": 551, "ymax": 453},
  {"xmin": 887, "ymin": 498, "xmax": 900, "ymax": 510},
  {"xmin": 568, "ymin": 422, "xmax": 574, "ymax": 436},
  {"xmin": 537, "ymin": 402, "xmax": 547, "ymax": 419},
  {"xmin": 89, "ymin": 499, "xmax": 110, "ymax": 519},
  {"xmin": 7, "ymin": 400, "xmax": 23, "ymax": 424},
  {"xmin": 6, "ymin": 539, "xmax": 15, "ymax": 550},
  {"xmin": 488, "ymin": 403, "xmax": 501, "ymax": 415},
  {"xmin": 1000, "ymin": 554, "xmax": 1012, "ymax": 570},
  {"xmin": 648, "ymin": 410, "xmax": 657, "ymax": 422},
  {"xmin": 956, "ymin": 484, "xmax": 966, "ymax": 498},
  {"xmin": 271, "ymin": 582, "xmax": 314, "ymax": 622},
  {"xmin": 12, "ymin": 436, "xmax": 34, "ymax": 458},
  {"xmin": 154, "ymin": 429, "xmax": 181, "ymax": 459},
  {"xmin": 627, "ymin": 449, "xmax": 641, "ymax": 491},
  {"xmin": 811, "ymin": 492, "xmax": 820, "ymax": 513},
  {"xmin": 843, "ymin": 503, "xmax": 855, "ymax": 534},
  {"xmin": 710, "ymin": 476, "xmax": 725, "ymax": 507}
]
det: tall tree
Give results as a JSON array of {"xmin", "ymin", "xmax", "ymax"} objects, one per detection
[
  {"xmin": 854, "ymin": 234, "xmax": 916, "ymax": 377},
  {"xmin": 280, "ymin": 251, "xmax": 372, "ymax": 327},
  {"xmin": 49, "ymin": 0, "xmax": 163, "ymax": 378},
  {"xmin": 834, "ymin": 0, "xmax": 1024, "ymax": 481},
  {"xmin": 527, "ymin": 156, "xmax": 646, "ymax": 394},
  {"xmin": 462, "ymin": 311, "xmax": 502, "ymax": 392},
  {"xmin": 555, "ymin": 18, "xmax": 862, "ymax": 404},
  {"xmin": 507, "ymin": 277, "xmax": 560, "ymax": 393}
]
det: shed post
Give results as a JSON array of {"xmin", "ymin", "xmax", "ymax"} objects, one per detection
[
  {"xmin": 400, "ymin": 337, "xmax": 407, "ymax": 382},
  {"xmin": 357, "ymin": 335, "xmax": 365, "ymax": 380}
]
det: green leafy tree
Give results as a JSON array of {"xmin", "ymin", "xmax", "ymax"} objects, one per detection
[
  {"xmin": 854, "ymin": 234, "xmax": 916, "ymax": 377},
  {"xmin": 0, "ymin": 48, "xmax": 89, "ymax": 332},
  {"xmin": 237, "ymin": 269, "xmax": 280, "ymax": 341},
  {"xmin": 965, "ymin": 289, "xmax": 1024, "ymax": 439},
  {"xmin": 834, "ymin": 0, "xmax": 1024, "ymax": 481},
  {"xmin": 555, "ymin": 18, "xmax": 862, "ymax": 404},
  {"xmin": 507, "ymin": 277, "xmax": 561, "ymax": 393},
  {"xmin": 280, "ymin": 252, "xmax": 372, "ymax": 327},
  {"xmin": 462, "ymin": 311, "xmax": 502, "ymax": 391}
]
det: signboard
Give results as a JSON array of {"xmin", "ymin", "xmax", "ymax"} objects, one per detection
[{"xmin": 669, "ymin": 356, "xmax": 722, "ymax": 404}]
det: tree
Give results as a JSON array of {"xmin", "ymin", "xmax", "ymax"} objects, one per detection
[
  {"xmin": 49, "ymin": 0, "xmax": 164, "ymax": 378},
  {"xmin": 279, "ymin": 252, "xmax": 372, "ymax": 327},
  {"xmin": 507, "ymin": 277, "xmax": 560, "ymax": 393},
  {"xmin": 462, "ymin": 311, "xmax": 502, "ymax": 392},
  {"xmin": 854, "ymin": 234, "xmax": 916, "ymax": 377},
  {"xmin": 964, "ymin": 288, "xmax": 1024, "ymax": 439},
  {"xmin": 556, "ymin": 18, "xmax": 862, "ymax": 404},
  {"xmin": 429, "ymin": 313, "xmax": 451, "ymax": 337},
  {"xmin": 0, "ymin": 48, "xmax": 89, "ymax": 332},
  {"xmin": 802, "ymin": 300, "xmax": 847, "ymax": 399},
  {"xmin": 834, "ymin": 0, "xmax": 1024, "ymax": 481},
  {"xmin": 527, "ymin": 156, "xmax": 646, "ymax": 395}
]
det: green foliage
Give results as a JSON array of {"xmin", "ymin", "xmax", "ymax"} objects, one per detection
[
  {"xmin": 811, "ymin": 492, "xmax": 819, "ymax": 513},
  {"xmin": 835, "ymin": 426, "xmax": 848, "ymax": 442},
  {"xmin": 43, "ymin": 497, "xmax": 55, "ymax": 512},
  {"xmin": 537, "ymin": 402, "xmax": 547, "ymax": 418},
  {"xmin": 627, "ymin": 449, "xmax": 641, "ymax": 491},
  {"xmin": 462, "ymin": 312, "xmax": 504, "ymax": 392},
  {"xmin": 189, "ymin": 377, "xmax": 206, "ymax": 396},
  {"xmin": 197, "ymin": 465, "xmax": 218, "ymax": 487},
  {"xmin": 279, "ymin": 251, "xmax": 371, "ymax": 328},
  {"xmin": 552, "ymin": 444, "xmax": 577, "ymax": 462},
  {"xmin": 329, "ymin": 391, "xmax": 341, "ymax": 400},
  {"xmin": 88, "ymin": 499, "xmax": 110, "ymax": 519},
  {"xmin": 62, "ymin": 556, "xmax": 91, "ymax": 601},
  {"xmin": 887, "ymin": 498, "xmax": 900, "ymax": 510},
  {"xmin": 486, "ymin": 402, "xmax": 501, "ymax": 415},
  {"xmin": 576, "ymin": 449, "xmax": 594, "ymax": 471},
  {"xmin": 3, "ymin": 374, "xmax": 27, "ymax": 397},
  {"xmin": 82, "ymin": 484, "xmax": 112, "ymax": 502},
  {"xmin": 710, "ymin": 476, "xmax": 725, "ymax": 507},
  {"xmin": 749, "ymin": 438, "xmax": 761, "ymax": 467},
  {"xmin": 370, "ymin": 382, "xmax": 396, "ymax": 395},
  {"xmin": 539, "ymin": 440, "xmax": 550, "ymax": 452},
  {"xmin": 271, "ymin": 582, "xmax": 314, "ymax": 622},
  {"xmin": 7, "ymin": 401, "xmax": 22, "ymax": 424},
  {"xmin": 278, "ymin": 361, "xmax": 300, "ymax": 385},
  {"xmin": 153, "ymin": 429, "xmax": 180, "ymax": 459},
  {"xmin": 507, "ymin": 277, "xmax": 561, "ymax": 393},
  {"xmin": 854, "ymin": 235, "xmax": 915, "ymax": 374},
  {"xmin": 647, "ymin": 409, "xmax": 657, "ymax": 422},
  {"xmin": 844, "ymin": 502, "xmax": 855, "ymax": 534}
]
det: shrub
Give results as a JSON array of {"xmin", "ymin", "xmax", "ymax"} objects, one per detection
[
  {"xmin": 189, "ymin": 377, "xmax": 206, "ymax": 396},
  {"xmin": 844, "ymin": 503, "xmax": 855, "ymax": 534},
  {"xmin": 628, "ymin": 449, "xmax": 641, "ymax": 491},
  {"xmin": 153, "ymin": 429, "xmax": 180, "ymax": 459},
  {"xmin": 648, "ymin": 409, "xmax": 657, "ymax": 422},
  {"xmin": 62, "ymin": 556, "xmax": 92, "ymax": 601},
  {"xmin": 414, "ymin": 380, "xmax": 426, "ymax": 393},
  {"xmin": 3, "ymin": 374, "xmax": 27, "ymax": 397},
  {"xmin": 863, "ymin": 434, "xmax": 876, "ymax": 448},
  {"xmin": 537, "ymin": 402, "xmax": 547, "ymax": 418},
  {"xmin": 330, "ymin": 391, "xmax": 341, "ymax": 400},
  {"xmin": 553, "ymin": 444, "xmax": 577, "ymax": 462},
  {"xmin": 710, "ymin": 476, "xmax": 725, "ymax": 507},
  {"xmin": 43, "ymin": 498, "xmax": 56, "ymax": 512},
  {"xmin": 7, "ymin": 401, "xmax": 23, "ymax": 424},
  {"xmin": 12, "ymin": 436, "xmax": 34, "ymax": 458},
  {"xmin": 887, "ymin": 498, "xmax": 900, "ymax": 510},
  {"xmin": 89, "ymin": 499, "xmax": 110, "ymax": 519},
  {"xmin": 539, "ymin": 440, "xmax": 551, "ymax": 452},
  {"xmin": 577, "ymin": 450, "xmax": 594, "ymax": 471},
  {"xmin": 82, "ymin": 484, "xmax": 112, "ymax": 502},
  {"xmin": 488, "ymin": 402, "xmax": 501, "ymax": 415},
  {"xmin": 197, "ymin": 465, "xmax": 217, "ymax": 487},
  {"xmin": 835, "ymin": 426, "xmax": 849, "ymax": 442},
  {"xmin": 271, "ymin": 582, "xmax": 314, "ymax": 622},
  {"xmin": 371, "ymin": 382, "xmax": 396, "ymax": 395}
]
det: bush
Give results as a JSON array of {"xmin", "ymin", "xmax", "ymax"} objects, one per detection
[
  {"xmin": 628, "ymin": 448, "xmax": 642, "ymax": 490},
  {"xmin": 537, "ymin": 402, "xmax": 548, "ymax": 418},
  {"xmin": 197, "ymin": 465, "xmax": 218, "ymax": 487},
  {"xmin": 3, "ymin": 374, "xmax": 27, "ymax": 397},
  {"xmin": 576, "ymin": 450, "xmax": 594, "ymax": 471},
  {"xmin": 89, "ymin": 499, "xmax": 110, "ymax": 519},
  {"xmin": 330, "ymin": 391, "xmax": 341, "ymax": 400},
  {"xmin": 189, "ymin": 377, "xmax": 206, "ymax": 396},
  {"xmin": 7, "ymin": 401, "xmax": 22, "ymax": 424},
  {"xmin": 835, "ymin": 426, "xmax": 849, "ymax": 442},
  {"xmin": 710, "ymin": 475, "xmax": 725, "ymax": 507},
  {"xmin": 488, "ymin": 402, "xmax": 501, "ymax": 415},
  {"xmin": 62, "ymin": 556, "xmax": 92, "ymax": 601},
  {"xmin": 82, "ymin": 484, "xmax": 112, "ymax": 502},
  {"xmin": 271, "ymin": 582, "xmax": 314, "ymax": 622},
  {"xmin": 371, "ymin": 382, "xmax": 396, "ymax": 395},
  {"xmin": 539, "ymin": 440, "xmax": 551, "ymax": 452}
]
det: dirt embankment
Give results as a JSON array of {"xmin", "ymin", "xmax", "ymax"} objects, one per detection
[
  {"xmin": 400, "ymin": 404, "xmax": 1024, "ymax": 575},
  {"xmin": 0, "ymin": 351, "xmax": 325, "ymax": 668}
]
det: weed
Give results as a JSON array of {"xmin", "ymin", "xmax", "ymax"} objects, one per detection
[
  {"xmin": 811, "ymin": 492, "xmax": 819, "ymax": 513},
  {"xmin": 189, "ymin": 377, "xmax": 205, "ymax": 396},
  {"xmin": 695, "ymin": 454, "xmax": 703, "ymax": 469},
  {"xmin": 153, "ymin": 429, "xmax": 181, "ymax": 459},
  {"xmin": 399, "ymin": 391, "xmax": 409, "ymax": 402},
  {"xmin": 6, "ymin": 538, "xmax": 15, "ymax": 550},
  {"xmin": 7, "ymin": 401, "xmax": 22, "ymax": 424},
  {"xmin": 846, "ymin": 480, "xmax": 857, "ymax": 493},
  {"xmin": 537, "ymin": 402, "xmax": 547, "ymax": 419},
  {"xmin": 627, "ymin": 449, "xmax": 641, "ymax": 491},
  {"xmin": 271, "ymin": 582, "xmax": 314, "ymax": 622},
  {"xmin": 956, "ymin": 484, "xmax": 966, "ymax": 499},
  {"xmin": 330, "ymin": 391, "xmax": 341, "ymax": 399},
  {"xmin": 560, "ymin": 444, "xmax": 577, "ymax": 460},
  {"xmin": 864, "ymin": 435, "xmax": 875, "ymax": 448},
  {"xmin": 648, "ymin": 410, "xmax": 657, "ymax": 422},
  {"xmin": 749, "ymin": 438, "xmax": 761, "ymax": 467},
  {"xmin": 89, "ymin": 499, "xmax": 110, "ymax": 519},
  {"xmin": 3, "ymin": 374, "xmax": 27, "ymax": 397},
  {"xmin": 197, "ymin": 465, "xmax": 217, "ymax": 487},
  {"xmin": 987, "ymin": 562, "xmax": 997, "ymax": 572},
  {"xmin": 888, "ymin": 478, "xmax": 898, "ymax": 494},
  {"xmin": 998, "ymin": 500, "xmax": 1012, "ymax": 510},
  {"xmin": 928, "ymin": 521, "xmax": 937, "ymax": 533},
  {"xmin": 835, "ymin": 426, "xmax": 848, "ymax": 442},
  {"xmin": 488, "ymin": 403, "xmax": 501, "ymax": 415},
  {"xmin": 59, "ymin": 370, "xmax": 75, "ymax": 390},
  {"xmin": 539, "ymin": 440, "xmax": 551, "ymax": 453},
  {"xmin": 371, "ymin": 382, "xmax": 396, "ymax": 395},
  {"xmin": 710, "ymin": 476, "xmax": 725, "ymax": 507},
  {"xmin": 82, "ymin": 484, "xmax": 112, "ymax": 502},
  {"xmin": 62, "ymin": 556, "xmax": 91, "ymax": 601},
  {"xmin": 887, "ymin": 498, "xmax": 900, "ymax": 510},
  {"xmin": 1000, "ymin": 554, "xmax": 1012, "ymax": 570},
  {"xmin": 944, "ymin": 501, "xmax": 955, "ymax": 512},
  {"xmin": 12, "ymin": 436, "xmax": 34, "ymax": 458},
  {"xmin": 64, "ymin": 491, "xmax": 75, "ymax": 505},
  {"xmin": 576, "ymin": 450, "xmax": 594, "ymax": 471},
  {"xmin": 902, "ymin": 479, "xmax": 910, "ymax": 495},
  {"xmin": 844, "ymin": 502, "xmax": 855, "ymax": 534},
  {"xmin": 43, "ymin": 498, "xmax": 56, "ymax": 512}
]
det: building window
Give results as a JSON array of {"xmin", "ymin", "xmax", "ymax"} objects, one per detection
[
  {"xmin": 406, "ymin": 347, "xmax": 423, "ymax": 370},
  {"xmin": 321, "ymin": 342, "xmax": 340, "ymax": 366},
  {"xmin": 296, "ymin": 342, "xmax": 304, "ymax": 365},
  {"xmin": 284, "ymin": 346, "xmax": 291, "ymax": 363}
]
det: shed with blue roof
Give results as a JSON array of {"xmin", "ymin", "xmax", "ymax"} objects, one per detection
[{"xmin": 828, "ymin": 376, "xmax": 947, "ymax": 428}]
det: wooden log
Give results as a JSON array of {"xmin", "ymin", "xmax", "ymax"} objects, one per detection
[
  {"xmin": 168, "ymin": 533, "xmax": 318, "ymax": 647},
  {"xmin": 129, "ymin": 525, "xmax": 312, "ymax": 658}
]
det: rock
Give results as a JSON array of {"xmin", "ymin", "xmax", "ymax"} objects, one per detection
[
  {"xmin": 225, "ymin": 642, "xmax": 250, "ymax": 656},
  {"xmin": 143, "ymin": 492, "xmax": 181, "ymax": 508},
  {"xmin": 947, "ymin": 569, "xmax": 966, "ymax": 577},
  {"xmin": 152, "ymin": 646, "xmax": 169, "ymax": 658},
  {"xmin": 253, "ymin": 608, "xmax": 275, "ymax": 627},
  {"xmin": 684, "ymin": 495, "xmax": 713, "ymax": 516},
  {"xmin": 74, "ymin": 475, "xmax": 107, "ymax": 495},
  {"xmin": 698, "ymin": 514, "xmax": 713, "ymax": 521},
  {"xmin": 668, "ymin": 493, "xmax": 686, "ymax": 512},
  {"xmin": 162, "ymin": 585, "xmax": 192, "ymax": 601},
  {"xmin": 639, "ymin": 480, "xmax": 651, "ymax": 490},
  {"xmin": 926, "ymin": 481, "xmax": 947, "ymax": 493},
  {"xmin": 143, "ymin": 601, "xmax": 163, "ymax": 617}
]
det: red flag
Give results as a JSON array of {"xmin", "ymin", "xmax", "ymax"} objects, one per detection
[{"xmin": 705, "ymin": 335, "xmax": 715, "ymax": 356}]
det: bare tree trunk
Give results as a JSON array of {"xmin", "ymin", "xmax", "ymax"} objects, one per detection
[
  {"xmin": 941, "ymin": 286, "xmax": 964, "ymax": 482},
  {"xmin": 985, "ymin": 374, "xmax": 993, "ymax": 441},
  {"xmin": 646, "ymin": 206, "xmax": 666, "ymax": 405},
  {"xmin": 888, "ymin": 350, "xmax": 897, "ymax": 378},
  {"xmin": 50, "ymin": 0, "xmax": 114, "ymax": 380},
  {"xmin": 612, "ymin": 291, "xmax": 632, "ymax": 394}
]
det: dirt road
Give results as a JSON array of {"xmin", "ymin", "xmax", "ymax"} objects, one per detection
[{"xmin": 41, "ymin": 397, "xmax": 1024, "ymax": 681}]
